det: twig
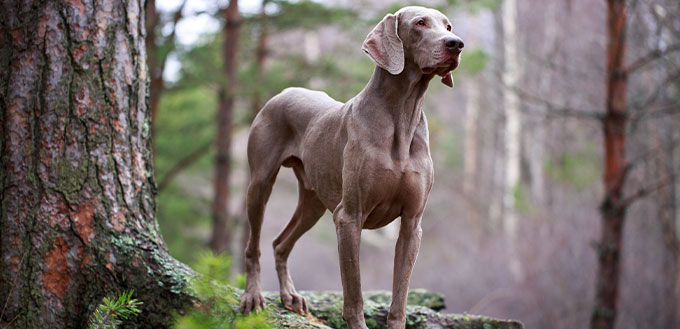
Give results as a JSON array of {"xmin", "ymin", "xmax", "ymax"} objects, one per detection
[
  {"xmin": 626, "ymin": 43, "xmax": 680, "ymax": 74},
  {"xmin": 510, "ymin": 86, "xmax": 604, "ymax": 120},
  {"xmin": 621, "ymin": 178, "xmax": 673, "ymax": 208},
  {"xmin": 157, "ymin": 142, "xmax": 212, "ymax": 192}
]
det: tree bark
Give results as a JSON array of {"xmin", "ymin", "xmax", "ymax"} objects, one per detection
[
  {"xmin": 211, "ymin": 0, "xmax": 241, "ymax": 254},
  {"xmin": 591, "ymin": 1, "xmax": 628, "ymax": 329},
  {"xmin": 0, "ymin": 1, "xmax": 193, "ymax": 328}
]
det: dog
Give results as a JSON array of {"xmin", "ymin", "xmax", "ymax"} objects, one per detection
[{"xmin": 240, "ymin": 6, "xmax": 463, "ymax": 329}]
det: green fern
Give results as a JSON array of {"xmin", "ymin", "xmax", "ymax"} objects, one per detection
[{"xmin": 88, "ymin": 290, "xmax": 143, "ymax": 329}]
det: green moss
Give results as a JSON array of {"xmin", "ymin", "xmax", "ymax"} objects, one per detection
[{"xmin": 55, "ymin": 157, "xmax": 88, "ymax": 201}]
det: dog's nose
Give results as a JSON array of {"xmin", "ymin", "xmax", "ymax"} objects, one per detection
[{"xmin": 444, "ymin": 36, "xmax": 464, "ymax": 51}]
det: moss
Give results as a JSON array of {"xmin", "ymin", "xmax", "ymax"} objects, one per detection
[{"xmin": 55, "ymin": 157, "xmax": 88, "ymax": 201}]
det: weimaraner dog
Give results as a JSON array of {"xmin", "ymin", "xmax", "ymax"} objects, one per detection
[{"xmin": 240, "ymin": 6, "xmax": 463, "ymax": 329}]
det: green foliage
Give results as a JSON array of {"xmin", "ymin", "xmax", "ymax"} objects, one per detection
[
  {"xmin": 268, "ymin": 0, "xmax": 355, "ymax": 29},
  {"xmin": 546, "ymin": 143, "xmax": 600, "ymax": 191},
  {"xmin": 463, "ymin": 0, "xmax": 500, "ymax": 12},
  {"xmin": 513, "ymin": 183, "xmax": 530, "ymax": 213},
  {"xmin": 173, "ymin": 253, "xmax": 272, "ymax": 329},
  {"xmin": 154, "ymin": 86, "xmax": 216, "ymax": 264},
  {"xmin": 428, "ymin": 116, "xmax": 463, "ymax": 171},
  {"xmin": 88, "ymin": 290, "xmax": 142, "ymax": 329},
  {"xmin": 460, "ymin": 48, "xmax": 488, "ymax": 75}
]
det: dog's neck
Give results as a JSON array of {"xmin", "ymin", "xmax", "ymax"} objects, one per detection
[{"xmin": 357, "ymin": 63, "xmax": 434, "ymax": 160}]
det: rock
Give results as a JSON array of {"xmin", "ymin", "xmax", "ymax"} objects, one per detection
[{"xmin": 241, "ymin": 289, "xmax": 523, "ymax": 329}]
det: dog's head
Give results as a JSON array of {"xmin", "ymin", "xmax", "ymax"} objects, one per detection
[{"xmin": 362, "ymin": 6, "xmax": 464, "ymax": 87}]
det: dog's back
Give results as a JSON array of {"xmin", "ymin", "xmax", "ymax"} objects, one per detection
[{"xmin": 247, "ymin": 87, "xmax": 342, "ymax": 171}]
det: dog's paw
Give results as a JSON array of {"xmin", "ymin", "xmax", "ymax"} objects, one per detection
[
  {"xmin": 240, "ymin": 290, "xmax": 266, "ymax": 314},
  {"xmin": 281, "ymin": 291, "xmax": 308, "ymax": 315}
]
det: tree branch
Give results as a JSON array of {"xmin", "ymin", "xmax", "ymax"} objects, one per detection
[
  {"xmin": 510, "ymin": 86, "xmax": 604, "ymax": 121},
  {"xmin": 626, "ymin": 43, "xmax": 680, "ymax": 74},
  {"xmin": 629, "ymin": 68, "xmax": 680, "ymax": 122},
  {"xmin": 622, "ymin": 179, "xmax": 670, "ymax": 208},
  {"xmin": 157, "ymin": 142, "xmax": 212, "ymax": 192}
]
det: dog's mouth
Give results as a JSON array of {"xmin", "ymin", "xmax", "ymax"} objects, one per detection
[
  {"xmin": 422, "ymin": 55, "xmax": 460, "ymax": 76},
  {"xmin": 423, "ymin": 55, "xmax": 460, "ymax": 88}
]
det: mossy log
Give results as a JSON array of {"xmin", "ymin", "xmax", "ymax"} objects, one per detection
[{"xmin": 235, "ymin": 289, "xmax": 523, "ymax": 329}]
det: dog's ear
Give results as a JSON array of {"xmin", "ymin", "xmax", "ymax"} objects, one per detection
[{"xmin": 362, "ymin": 13, "xmax": 404, "ymax": 75}]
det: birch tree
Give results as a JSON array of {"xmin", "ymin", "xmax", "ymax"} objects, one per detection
[{"xmin": 501, "ymin": 0, "xmax": 523, "ymax": 280}]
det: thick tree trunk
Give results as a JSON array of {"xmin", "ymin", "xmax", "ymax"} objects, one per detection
[
  {"xmin": 211, "ymin": 0, "xmax": 241, "ymax": 254},
  {"xmin": 0, "ymin": 1, "xmax": 193, "ymax": 328},
  {"xmin": 501, "ymin": 0, "xmax": 523, "ymax": 281},
  {"xmin": 591, "ymin": 1, "xmax": 628, "ymax": 329}
]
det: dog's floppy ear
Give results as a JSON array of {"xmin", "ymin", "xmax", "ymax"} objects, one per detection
[{"xmin": 362, "ymin": 13, "xmax": 404, "ymax": 75}]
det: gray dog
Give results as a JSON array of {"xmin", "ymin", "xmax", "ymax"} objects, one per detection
[{"xmin": 240, "ymin": 6, "xmax": 463, "ymax": 329}]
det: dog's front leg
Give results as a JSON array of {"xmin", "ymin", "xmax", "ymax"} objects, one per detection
[
  {"xmin": 334, "ymin": 206, "xmax": 368, "ymax": 329},
  {"xmin": 387, "ymin": 215, "xmax": 423, "ymax": 329}
]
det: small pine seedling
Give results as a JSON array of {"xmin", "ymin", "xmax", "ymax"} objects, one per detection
[{"xmin": 88, "ymin": 290, "xmax": 143, "ymax": 329}]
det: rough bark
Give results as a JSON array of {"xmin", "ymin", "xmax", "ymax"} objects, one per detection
[
  {"xmin": 591, "ymin": 1, "xmax": 628, "ymax": 329},
  {"xmin": 211, "ymin": 0, "xmax": 241, "ymax": 254},
  {"xmin": 0, "ymin": 1, "xmax": 193, "ymax": 328},
  {"xmin": 501, "ymin": 0, "xmax": 523, "ymax": 281}
]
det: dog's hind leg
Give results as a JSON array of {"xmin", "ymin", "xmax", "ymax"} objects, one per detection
[
  {"xmin": 240, "ymin": 142, "xmax": 282, "ymax": 313},
  {"xmin": 272, "ymin": 162, "xmax": 326, "ymax": 314}
]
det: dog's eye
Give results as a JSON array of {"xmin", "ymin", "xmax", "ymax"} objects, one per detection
[
  {"xmin": 416, "ymin": 19, "xmax": 425, "ymax": 26},
  {"xmin": 447, "ymin": 24, "xmax": 452, "ymax": 31}
]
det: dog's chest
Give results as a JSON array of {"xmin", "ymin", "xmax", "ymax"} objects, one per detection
[{"xmin": 361, "ymin": 152, "xmax": 433, "ymax": 229}]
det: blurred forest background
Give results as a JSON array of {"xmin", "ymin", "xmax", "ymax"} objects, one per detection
[{"xmin": 146, "ymin": 0, "xmax": 680, "ymax": 328}]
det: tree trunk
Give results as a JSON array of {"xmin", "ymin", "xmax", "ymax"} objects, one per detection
[
  {"xmin": 463, "ymin": 78, "xmax": 480, "ymax": 224},
  {"xmin": 591, "ymin": 1, "xmax": 628, "ymax": 329},
  {"xmin": 501, "ymin": 0, "xmax": 523, "ymax": 281},
  {"xmin": 145, "ymin": 0, "xmax": 162, "ymax": 134},
  {"xmin": 0, "ymin": 1, "xmax": 193, "ymax": 328},
  {"xmin": 251, "ymin": 0, "xmax": 269, "ymax": 121},
  {"xmin": 211, "ymin": 0, "xmax": 241, "ymax": 254},
  {"xmin": 238, "ymin": 0, "xmax": 270, "ymax": 271},
  {"xmin": 525, "ymin": 0, "xmax": 558, "ymax": 205},
  {"xmin": 145, "ymin": 0, "xmax": 185, "ymax": 139}
]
